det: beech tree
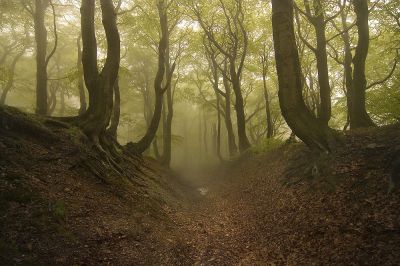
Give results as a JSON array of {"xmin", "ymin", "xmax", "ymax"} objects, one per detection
[
  {"xmin": 127, "ymin": 0, "xmax": 175, "ymax": 155},
  {"xmin": 193, "ymin": 0, "xmax": 251, "ymax": 153},
  {"xmin": 294, "ymin": 0, "xmax": 343, "ymax": 126},
  {"xmin": 78, "ymin": 0, "xmax": 120, "ymax": 151},
  {"xmin": 203, "ymin": 40, "xmax": 238, "ymax": 156},
  {"xmin": 2, "ymin": 0, "xmax": 400, "ymax": 162},
  {"xmin": 76, "ymin": 33, "xmax": 86, "ymax": 115},
  {"xmin": 350, "ymin": 0, "xmax": 375, "ymax": 128},
  {"xmin": 23, "ymin": 0, "xmax": 57, "ymax": 115},
  {"xmin": 272, "ymin": 0, "xmax": 336, "ymax": 151}
]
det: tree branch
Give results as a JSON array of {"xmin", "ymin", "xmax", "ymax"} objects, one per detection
[
  {"xmin": 367, "ymin": 57, "xmax": 398, "ymax": 90},
  {"xmin": 45, "ymin": 0, "xmax": 58, "ymax": 69}
]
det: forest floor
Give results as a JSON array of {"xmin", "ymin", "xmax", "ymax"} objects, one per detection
[{"xmin": 1, "ymin": 106, "xmax": 400, "ymax": 265}]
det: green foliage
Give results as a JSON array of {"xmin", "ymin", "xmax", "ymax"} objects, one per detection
[{"xmin": 250, "ymin": 138, "xmax": 284, "ymax": 154}]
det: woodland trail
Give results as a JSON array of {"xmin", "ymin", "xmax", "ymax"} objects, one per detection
[
  {"xmin": 160, "ymin": 158, "xmax": 300, "ymax": 265},
  {"xmin": 157, "ymin": 135, "xmax": 400, "ymax": 265}
]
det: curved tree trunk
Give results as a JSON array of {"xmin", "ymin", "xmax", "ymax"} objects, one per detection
[
  {"xmin": 127, "ymin": 0, "xmax": 170, "ymax": 155},
  {"xmin": 132, "ymin": 88, "xmax": 164, "ymax": 154},
  {"xmin": 350, "ymin": 0, "xmax": 375, "ymax": 128},
  {"xmin": 272, "ymin": 0, "xmax": 335, "ymax": 152},
  {"xmin": 0, "ymin": 48, "xmax": 25, "ymax": 105}
]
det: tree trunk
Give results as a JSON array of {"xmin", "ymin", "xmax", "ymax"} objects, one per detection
[
  {"xmin": 161, "ymin": 41, "xmax": 174, "ymax": 166},
  {"xmin": 79, "ymin": 0, "xmax": 120, "ymax": 147},
  {"xmin": 152, "ymin": 137, "xmax": 161, "ymax": 159},
  {"xmin": 34, "ymin": 0, "xmax": 48, "ymax": 115},
  {"xmin": 215, "ymin": 91, "xmax": 223, "ymax": 161},
  {"xmin": 47, "ymin": 82, "xmax": 57, "ymax": 115},
  {"xmin": 261, "ymin": 55, "xmax": 274, "ymax": 138},
  {"xmin": 350, "ymin": 0, "xmax": 375, "ymax": 128},
  {"xmin": 340, "ymin": 10, "xmax": 354, "ymax": 130},
  {"xmin": 108, "ymin": 78, "xmax": 120, "ymax": 137},
  {"xmin": 162, "ymin": 77, "xmax": 173, "ymax": 166},
  {"xmin": 127, "ymin": 0, "xmax": 170, "ymax": 155},
  {"xmin": 203, "ymin": 109, "xmax": 208, "ymax": 154},
  {"xmin": 60, "ymin": 87, "xmax": 65, "ymax": 116},
  {"xmin": 272, "ymin": 0, "xmax": 335, "ymax": 152},
  {"xmin": 133, "ymin": 88, "xmax": 163, "ymax": 154},
  {"xmin": 314, "ymin": 20, "xmax": 331, "ymax": 125},
  {"xmin": 222, "ymin": 73, "xmax": 238, "ymax": 156},
  {"xmin": 205, "ymin": 44, "xmax": 232, "ymax": 159},
  {"xmin": 299, "ymin": 0, "xmax": 332, "ymax": 125},
  {"xmin": 0, "ymin": 49, "xmax": 25, "ymax": 105},
  {"xmin": 230, "ymin": 64, "xmax": 251, "ymax": 153},
  {"xmin": 77, "ymin": 34, "xmax": 87, "ymax": 115}
]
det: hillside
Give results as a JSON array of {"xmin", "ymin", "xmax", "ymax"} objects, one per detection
[
  {"xmin": 0, "ymin": 106, "xmax": 189, "ymax": 265},
  {"xmin": 1, "ymin": 106, "xmax": 400, "ymax": 265}
]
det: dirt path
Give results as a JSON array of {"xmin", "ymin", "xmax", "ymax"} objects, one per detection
[
  {"xmin": 162, "ymin": 162, "xmax": 287, "ymax": 265},
  {"xmin": 157, "ymin": 142, "xmax": 400, "ymax": 265}
]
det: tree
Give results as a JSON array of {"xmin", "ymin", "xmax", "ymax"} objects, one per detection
[
  {"xmin": 350, "ymin": 0, "xmax": 375, "ymax": 128},
  {"xmin": 127, "ymin": 0, "xmax": 175, "ymax": 155},
  {"xmin": 24, "ymin": 0, "xmax": 57, "ymax": 115},
  {"xmin": 78, "ymin": 0, "xmax": 120, "ymax": 152},
  {"xmin": 294, "ymin": 0, "xmax": 344, "ymax": 126},
  {"xmin": 272, "ymin": 0, "xmax": 335, "ymax": 151},
  {"xmin": 76, "ymin": 33, "xmax": 86, "ymax": 115},
  {"xmin": 193, "ymin": 0, "xmax": 251, "ymax": 153},
  {"xmin": 260, "ymin": 43, "xmax": 274, "ymax": 138},
  {"xmin": 203, "ymin": 39, "xmax": 238, "ymax": 156},
  {"xmin": 0, "ymin": 24, "xmax": 29, "ymax": 105},
  {"xmin": 34, "ymin": 0, "xmax": 49, "ymax": 115}
]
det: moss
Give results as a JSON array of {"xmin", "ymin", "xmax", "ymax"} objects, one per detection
[
  {"xmin": 66, "ymin": 126, "xmax": 88, "ymax": 146},
  {"xmin": 52, "ymin": 200, "xmax": 66, "ymax": 222}
]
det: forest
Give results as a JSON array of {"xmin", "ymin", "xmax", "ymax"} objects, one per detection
[{"xmin": 1, "ymin": 0, "xmax": 400, "ymax": 264}]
